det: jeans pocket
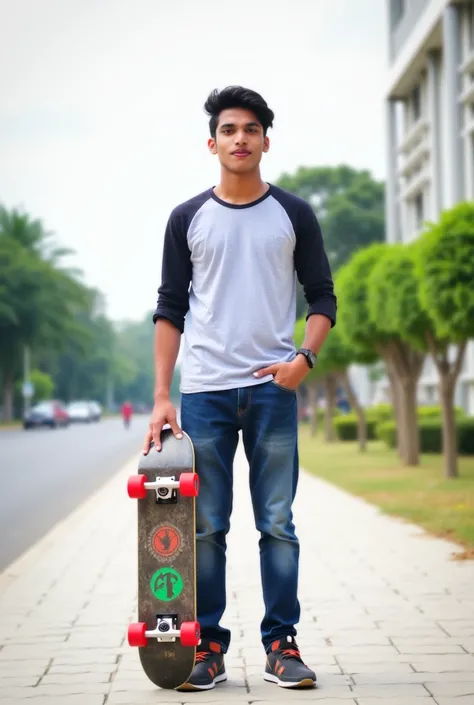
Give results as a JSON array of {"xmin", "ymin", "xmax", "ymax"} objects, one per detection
[{"xmin": 270, "ymin": 379, "xmax": 296, "ymax": 394}]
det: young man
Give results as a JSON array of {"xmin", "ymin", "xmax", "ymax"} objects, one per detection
[{"xmin": 143, "ymin": 86, "xmax": 337, "ymax": 690}]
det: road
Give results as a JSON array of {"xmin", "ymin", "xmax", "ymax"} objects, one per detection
[{"xmin": 0, "ymin": 416, "xmax": 148, "ymax": 573}]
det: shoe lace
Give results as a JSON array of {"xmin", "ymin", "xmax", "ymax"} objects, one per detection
[
  {"xmin": 195, "ymin": 650, "xmax": 212, "ymax": 663},
  {"xmin": 281, "ymin": 647, "xmax": 302, "ymax": 660}
]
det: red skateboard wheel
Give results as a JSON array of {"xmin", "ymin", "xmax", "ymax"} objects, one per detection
[
  {"xmin": 127, "ymin": 474, "xmax": 147, "ymax": 499},
  {"xmin": 180, "ymin": 621, "xmax": 200, "ymax": 647},
  {"xmin": 179, "ymin": 473, "xmax": 199, "ymax": 497},
  {"xmin": 128, "ymin": 622, "xmax": 147, "ymax": 647}
]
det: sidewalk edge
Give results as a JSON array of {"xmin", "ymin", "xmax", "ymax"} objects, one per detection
[{"xmin": 0, "ymin": 450, "xmax": 140, "ymax": 595}]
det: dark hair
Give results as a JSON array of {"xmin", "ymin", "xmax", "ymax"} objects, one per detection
[{"xmin": 204, "ymin": 86, "xmax": 274, "ymax": 137}]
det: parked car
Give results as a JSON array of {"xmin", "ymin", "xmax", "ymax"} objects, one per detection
[
  {"xmin": 67, "ymin": 400, "xmax": 95, "ymax": 423},
  {"xmin": 87, "ymin": 400, "xmax": 102, "ymax": 422},
  {"xmin": 23, "ymin": 400, "xmax": 69, "ymax": 429}
]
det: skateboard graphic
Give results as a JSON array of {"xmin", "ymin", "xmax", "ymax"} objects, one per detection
[{"xmin": 127, "ymin": 429, "xmax": 200, "ymax": 689}]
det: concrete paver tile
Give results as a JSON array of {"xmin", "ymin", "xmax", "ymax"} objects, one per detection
[
  {"xmin": 1, "ymin": 445, "xmax": 473, "ymax": 704},
  {"xmin": 356, "ymin": 700, "xmax": 435, "ymax": 705},
  {"xmin": 0, "ymin": 698, "xmax": 105, "ymax": 705},
  {"xmin": 350, "ymin": 684, "xmax": 432, "ymax": 697},
  {"xmin": 424, "ymin": 681, "xmax": 474, "ymax": 696}
]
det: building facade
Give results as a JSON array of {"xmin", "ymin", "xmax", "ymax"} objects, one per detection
[{"xmin": 383, "ymin": 0, "xmax": 474, "ymax": 414}]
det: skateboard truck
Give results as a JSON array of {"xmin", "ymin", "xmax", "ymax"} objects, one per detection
[
  {"xmin": 128, "ymin": 616, "xmax": 200, "ymax": 648},
  {"xmin": 127, "ymin": 473, "xmax": 199, "ymax": 500}
]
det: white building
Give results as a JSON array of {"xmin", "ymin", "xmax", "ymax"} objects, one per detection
[{"xmin": 382, "ymin": 0, "xmax": 474, "ymax": 414}]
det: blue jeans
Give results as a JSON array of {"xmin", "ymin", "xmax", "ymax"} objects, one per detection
[{"xmin": 180, "ymin": 380, "xmax": 300, "ymax": 653}]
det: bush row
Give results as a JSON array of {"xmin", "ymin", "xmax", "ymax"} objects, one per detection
[
  {"xmin": 333, "ymin": 413, "xmax": 474, "ymax": 455},
  {"xmin": 369, "ymin": 403, "xmax": 466, "ymax": 421},
  {"xmin": 332, "ymin": 415, "xmax": 378, "ymax": 441},
  {"xmin": 376, "ymin": 418, "xmax": 474, "ymax": 455}
]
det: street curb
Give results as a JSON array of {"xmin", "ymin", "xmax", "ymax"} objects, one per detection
[{"xmin": 0, "ymin": 449, "xmax": 141, "ymax": 596}]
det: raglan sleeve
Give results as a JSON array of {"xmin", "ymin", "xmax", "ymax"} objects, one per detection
[
  {"xmin": 294, "ymin": 202, "xmax": 337, "ymax": 327},
  {"xmin": 152, "ymin": 208, "xmax": 192, "ymax": 333}
]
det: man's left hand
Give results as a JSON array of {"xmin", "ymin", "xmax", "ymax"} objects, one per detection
[{"xmin": 253, "ymin": 356, "xmax": 310, "ymax": 391}]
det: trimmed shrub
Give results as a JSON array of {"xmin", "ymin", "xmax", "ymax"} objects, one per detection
[
  {"xmin": 417, "ymin": 404, "xmax": 465, "ymax": 419},
  {"xmin": 377, "ymin": 417, "xmax": 474, "ymax": 455},
  {"xmin": 333, "ymin": 413, "xmax": 377, "ymax": 441},
  {"xmin": 315, "ymin": 407, "xmax": 341, "ymax": 422},
  {"xmin": 370, "ymin": 403, "xmax": 394, "ymax": 422},
  {"xmin": 458, "ymin": 418, "xmax": 474, "ymax": 455},
  {"xmin": 418, "ymin": 419, "xmax": 443, "ymax": 453},
  {"xmin": 376, "ymin": 420, "xmax": 397, "ymax": 449},
  {"xmin": 370, "ymin": 403, "xmax": 465, "ymax": 423}
]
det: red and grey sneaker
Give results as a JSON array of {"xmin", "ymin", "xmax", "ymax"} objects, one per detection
[
  {"xmin": 264, "ymin": 636, "xmax": 317, "ymax": 688},
  {"xmin": 176, "ymin": 639, "xmax": 227, "ymax": 691}
]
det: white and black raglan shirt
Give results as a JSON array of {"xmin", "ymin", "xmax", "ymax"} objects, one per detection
[{"xmin": 153, "ymin": 184, "xmax": 337, "ymax": 394}]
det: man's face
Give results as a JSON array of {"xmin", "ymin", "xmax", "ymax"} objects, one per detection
[{"xmin": 208, "ymin": 108, "xmax": 270, "ymax": 174}]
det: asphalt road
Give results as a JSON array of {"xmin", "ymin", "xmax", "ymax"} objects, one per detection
[{"xmin": 0, "ymin": 416, "xmax": 149, "ymax": 573}]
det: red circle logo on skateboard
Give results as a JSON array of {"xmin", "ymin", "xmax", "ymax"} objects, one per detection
[{"xmin": 150, "ymin": 525, "xmax": 181, "ymax": 558}]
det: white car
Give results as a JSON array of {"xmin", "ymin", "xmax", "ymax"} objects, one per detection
[
  {"xmin": 87, "ymin": 401, "xmax": 102, "ymax": 421},
  {"xmin": 67, "ymin": 401, "xmax": 94, "ymax": 423}
]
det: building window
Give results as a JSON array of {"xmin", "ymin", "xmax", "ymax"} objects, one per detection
[
  {"xmin": 414, "ymin": 192, "xmax": 424, "ymax": 230},
  {"xmin": 412, "ymin": 84, "xmax": 421, "ymax": 121},
  {"xmin": 390, "ymin": 0, "xmax": 405, "ymax": 29}
]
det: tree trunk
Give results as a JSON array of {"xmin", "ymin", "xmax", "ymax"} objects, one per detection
[
  {"xmin": 2, "ymin": 367, "xmax": 14, "ymax": 422},
  {"xmin": 308, "ymin": 383, "xmax": 319, "ymax": 437},
  {"xmin": 385, "ymin": 360, "xmax": 407, "ymax": 462},
  {"xmin": 438, "ymin": 375, "xmax": 458, "ymax": 479},
  {"xmin": 323, "ymin": 375, "xmax": 337, "ymax": 442},
  {"xmin": 398, "ymin": 377, "xmax": 419, "ymax": 466},
  {"xmin": 381, "ymin": 342, "xmax": 424, "ymax": 466},
  {"xmin": 425, "ymin": 336, "xmax": 467, "ymax": 480},
  {"xmin": 339, "ymin": 369, "xmax": 366, "ymax": 452}
]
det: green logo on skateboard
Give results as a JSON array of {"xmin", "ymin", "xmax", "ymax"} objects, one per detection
[{"xmin": 150, "ymin": 567, "xmax": 183, "ymax": 602}]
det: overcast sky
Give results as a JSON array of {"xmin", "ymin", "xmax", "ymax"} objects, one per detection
[{"xmin": 1, "ymin": 0, "xmax": 388, "ymax": 323}]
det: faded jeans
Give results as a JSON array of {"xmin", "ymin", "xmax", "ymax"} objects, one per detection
[{"xmin": 180, "ymin": 380, "xmax": 300, "ymax": 652}]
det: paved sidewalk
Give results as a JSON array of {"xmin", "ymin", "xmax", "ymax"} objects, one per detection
[{"xmin": 1, "ymin": 438, "xmax": 474, "ymax": 705}]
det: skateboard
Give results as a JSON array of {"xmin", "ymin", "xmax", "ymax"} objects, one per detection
[{"xmin": 127, "ymin": 428, "xmax": 200, "ymax": 689}]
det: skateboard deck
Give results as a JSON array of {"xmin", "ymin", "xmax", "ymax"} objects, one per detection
[{"xmin": 127, "ymin": 429, "xmax": 199, "ymax": 689}]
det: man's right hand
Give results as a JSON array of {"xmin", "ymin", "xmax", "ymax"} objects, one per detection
[{"xmin": 143, "ymin": 397, "xmax": 183, "ymax": 454}]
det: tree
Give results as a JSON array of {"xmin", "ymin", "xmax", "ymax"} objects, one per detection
[
  {"xmin": 0, "ymin": 204, "xmax": 90, "ymax": 419},
  {"xmin": 336, "ymin": 243, "xmax": 424, "ymax": 466},
  {"xmin": 0, "ymin": 235, "xmax": 46, "ymax": 419},
  {"xmin": 14, "ymin": 369, "xmax": 55, "ymax": 402},
  {"xmin": 293, "ymin": 316, "xmax": 370, "ymax": 444},
  {"xmin": 317, "ymin": 325, "xmax": 377, "ymax": 451},
  {"xmin": 367, "ymin": 245, "xmax": 426, "ymax": 465},
  {"xmin": 276, "ymin": 165, "xmax": 385, "ymax": 272},
  {"xmin": 415, "ymin": 202, "xmax": 474, "ymax": 478}
]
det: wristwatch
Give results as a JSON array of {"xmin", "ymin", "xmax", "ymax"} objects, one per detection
[{"xmin": 296, "ymin": 348, "xmax": 317, "ymax": 369}]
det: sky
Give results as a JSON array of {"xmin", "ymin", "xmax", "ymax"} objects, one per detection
[{"xmin": 1, "ymin": 0, "xmax": 389, "ymax": 323}]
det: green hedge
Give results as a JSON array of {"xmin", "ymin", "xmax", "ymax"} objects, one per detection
[
  {"xmin": 369, "ymin": 403, "xmax": 465, "ymax": 420},
  {"xmin": 458, "ymin": 419, "xmax": 474, "ymax": 454},
  {"xmin": 377, "ymin": 418, "xmax": 474, "ymax": 455},
  {"xmin": 370, "ymin": 403, "xmax": 394, "ymax": 422},
  {"xmin": 333, "ymin": 414, "xmax": 378, "ymax": 441},
  {"xmin": 417, "ymin": 405, "xmax": 465, "ymax": 419},
  {"xmin": 314, "ymin": 407, "xmax": 341, "ymax": 422},
  {"xmin": 376, "ymin": 420, "xmax": 397, "ymax": 449}
]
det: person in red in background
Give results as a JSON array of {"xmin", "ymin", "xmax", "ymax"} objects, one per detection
[{"xmin": 121, "ymin": 400, "xmax": 133, "ymax": 428}]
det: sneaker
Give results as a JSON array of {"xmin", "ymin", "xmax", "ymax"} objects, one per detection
[
  {"xmin": 264, "ymin": 636, "xmax": 317, "ymax": 688},
  {"xmin": 176, "ymin": 639, "xmax": 227, "ymax": 691}
]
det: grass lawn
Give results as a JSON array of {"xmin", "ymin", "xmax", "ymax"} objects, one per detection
[
  {"xmin": 298, "ymin": 424, "xmax": 474, "ymax": 555},
  {"xmin": 0, "ymin": 420, "xmax": 21, "ymax": 430}
]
